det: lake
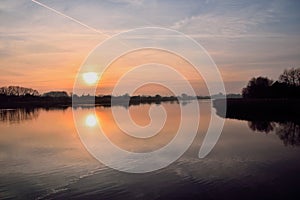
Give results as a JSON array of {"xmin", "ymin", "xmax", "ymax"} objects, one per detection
[{"xmin": 1, "ymin": 100, "xmax": 300, "ymax": 199}]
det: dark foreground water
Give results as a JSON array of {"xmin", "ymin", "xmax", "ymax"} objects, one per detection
[{"xmin": 0, "ymin": 100, "xmax": 300, "ymax": 200}]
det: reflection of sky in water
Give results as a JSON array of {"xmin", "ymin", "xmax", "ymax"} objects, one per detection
[{"xmin": 1, "ymin": 101, "xmax": 300, "ymax": 199}]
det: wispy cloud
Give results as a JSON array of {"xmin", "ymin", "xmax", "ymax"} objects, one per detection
[
  {"xmin": 170, "ymin": 2, "xmax": 280, "ymax": 38},
  {"xmin": 108, "ymin": 0, "xmax": 144, "ymax": 6}
]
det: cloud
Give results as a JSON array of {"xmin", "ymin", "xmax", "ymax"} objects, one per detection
[
  {"xmin": 108, "ymin": 0, "xmax": 144, "ymax": 6},
  {"xmin": 0, "ymin": 69, "xmax": 24, "ymax": 77},
  {"xmin": 170, "ymin": 2, "xmax": 280, "ymax": 38}
]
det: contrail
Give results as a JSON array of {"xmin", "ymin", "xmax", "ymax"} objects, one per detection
[{"xmin": 31, "ymin": 0, "xmax": 110, "ymax": 37}]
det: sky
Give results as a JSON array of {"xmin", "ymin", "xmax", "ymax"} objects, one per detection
[{"xmin": 1, "ymin": 0, "xmax": 300, "ymax": 95}]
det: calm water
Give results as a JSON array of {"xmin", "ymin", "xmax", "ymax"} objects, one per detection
[{"xmin": 1, "ymin": 101, "xmax": 300, "ymax": 200}]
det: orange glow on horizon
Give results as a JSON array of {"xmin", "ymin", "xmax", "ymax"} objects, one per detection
[{"xmin": 96, "ymin": 48, "xmax": 209, "ymax": 96}]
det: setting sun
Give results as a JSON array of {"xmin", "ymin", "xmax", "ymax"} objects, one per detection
[{"xmin": 83, "ymin": 72, "xmax": 98, "ymax": 85}]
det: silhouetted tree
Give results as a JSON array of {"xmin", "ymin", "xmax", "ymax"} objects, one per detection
[
  {"xmin": 42, "ymin": 91, "xmax": 69, "ymax": 97},
  {"xmin": 242, "ymin": 77, "xmax": 273, "ymax": 98},
  {"xmin": 279, "ymin": 67, "xmax": 300, "ymax": 86},
  {"xmin": 0, "ymin": 86, "xmax": 39, "ymax": 96}
]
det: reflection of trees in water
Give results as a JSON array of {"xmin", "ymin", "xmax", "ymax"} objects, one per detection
[
  {"xmin": 248, "ymin": 121, "xmax": 275, "ymax": 134},
  {"xmin": 0, "ymin": 108, "xmax": 40, "ymax": 123},
  {"xmin": 277, "ymin": 122, "xmax": 300, "ymax": 146},
  {"xmin": 248, "ymin": 121, "xmax": 300, "ymax": 146}
]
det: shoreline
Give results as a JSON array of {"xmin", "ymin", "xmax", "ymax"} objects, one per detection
[
  {"xmin": 213, "ymin": 98, "xmax": 300, "ymax": 123},
  {"xmin": 0, "ymin": 95, "xmax": 194, "ymax": 109}
]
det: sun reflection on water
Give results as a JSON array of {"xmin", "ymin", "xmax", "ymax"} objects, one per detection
[{"xmin": 85, "ymin": 114, "xmax": 98, "ymax": 127}]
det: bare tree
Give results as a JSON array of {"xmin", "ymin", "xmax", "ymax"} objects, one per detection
[
  {"xmin": 0, "ymin": 86, "xmax": 39, "ymax": 96},
  {"xmin": 279, "ymin": 67, "xmax": 300, "ymax": 86}
]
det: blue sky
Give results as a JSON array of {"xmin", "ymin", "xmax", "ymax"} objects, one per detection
[{"xmin": 0, "ymin": 0, "xmax": 300, "ymax": 94}]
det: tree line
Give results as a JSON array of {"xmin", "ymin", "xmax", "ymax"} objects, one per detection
[
  {"xmin": 0, "ymin": 86, "xmax": 39, "ymax": 96},
  {"xmin": 242, "ymin": 67, "xmax": 300, "ymax": 98},
  {"xmin": 0, "ymin": 86, "xmax": 192, "ymax": 108}
]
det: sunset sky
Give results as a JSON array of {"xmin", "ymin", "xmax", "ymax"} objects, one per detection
[{"xmin": 1, "ymin": 0, "xmax": 300, "ymax": 95}]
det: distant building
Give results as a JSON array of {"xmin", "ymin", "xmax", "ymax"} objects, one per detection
[{"xmin": 42, "ymin": 91, "xmax": 69, "ymax": 98}]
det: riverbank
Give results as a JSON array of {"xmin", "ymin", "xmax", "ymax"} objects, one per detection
[
  {"xmin": 0, "ymin": 95, "xmax": 182, "ymax": 109},
  {"xmin": 213, "ymin": 98, "xmax": 300, "ymax": 123}
]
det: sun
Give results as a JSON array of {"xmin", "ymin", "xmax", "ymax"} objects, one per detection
[
  {"xmin": 85, "ymin": 114, "xmax": 98, "ymax": 127},
  {"xmin": 83, "ymin": 72, "xmax": 98, "ymax": 85}
]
